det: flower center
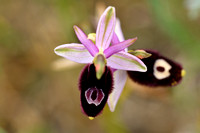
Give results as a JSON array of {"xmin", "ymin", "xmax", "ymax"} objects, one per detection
[
  {"xmin": 85, "ymin": 87, "xmax": 105, "ymax": 106},
  {"xmin": 93, "ymin": 54, "xmax": 107, "ymax": 79}
]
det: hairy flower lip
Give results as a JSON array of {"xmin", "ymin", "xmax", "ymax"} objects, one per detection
[
  {"xmin": 79, "ymin": 64, "xmax": 113, "ymax": 117},
  {"xmin": 127, "ymin": 50, "xmax": 184, "ymax": 87}
]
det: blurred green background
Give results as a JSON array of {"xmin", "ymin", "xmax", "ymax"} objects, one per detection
[{"xmin": 0, "ymin": 0, "xmax": 200, "ymax": 133}]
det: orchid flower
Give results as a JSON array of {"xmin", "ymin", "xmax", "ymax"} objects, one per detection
[{"xmin": 54, "ymin": 6, "xmax": 147, "ymax": 119}]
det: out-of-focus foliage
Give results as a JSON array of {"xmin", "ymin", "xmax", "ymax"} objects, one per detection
[{"xmin": 0, "ymin": 0, "xmax": 200, "ymax": 133}]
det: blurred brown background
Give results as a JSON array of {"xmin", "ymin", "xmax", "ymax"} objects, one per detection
[{"xmin": 0, "ymin": 0, "xmax": 200, "ymax": 133}]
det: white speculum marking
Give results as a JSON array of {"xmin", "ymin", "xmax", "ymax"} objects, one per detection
[
  {"xmin": 85, "ymin": 87, "xmax": 105, "ymax": 106},
  {"xmin": 153, "ymin": 59, "xmax": 172, "ymax": 80}
]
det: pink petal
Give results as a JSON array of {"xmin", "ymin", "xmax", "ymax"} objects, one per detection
[
  {"xmin": 111, "ymin": 19, "xmax": 125, "ymax": 45},
  {"xmin": 104, "ymin": 37, "xmax": 137, "ymax": 58},
  {"xmin": 96, "ymin": 6, "xmax": 116, "ymax": 51},
  {"xmin": 107, "ymin": 51, "xmax": 147, "ymax": 72},
  {"xmin": 107, "ymin": 70, "xmax": 127, "ymax": 112},
  {"xmin": 54, "ymin": 43, "xmax": 93, "ymax": 63},
  {"xmin": 74, "ymin": 26, "xmax": 99, "ymax": 56},
  {"xmin": 115, "ymin": 18, "xmax": 125, "ymax": 42},
  {"xmin": 111, "ymin": 32, "xmax": 120, "ymax": 45}
]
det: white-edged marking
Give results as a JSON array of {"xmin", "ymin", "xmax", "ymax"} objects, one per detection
[
  {"xmin": 153, "ymin": 59, "xmax": 172, "ymax": 80},
  {"xmin": 85, "ymin": 87, "xmax": 105, "ymax": 106}
]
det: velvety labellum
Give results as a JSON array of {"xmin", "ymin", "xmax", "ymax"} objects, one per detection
[
  {"xmin": 128, "ymin": 50, "xmax": 183, "ymax": 87},
  {"xmin": 79, "ymin": 64, "xmax": 113, "ymax": 117}
]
